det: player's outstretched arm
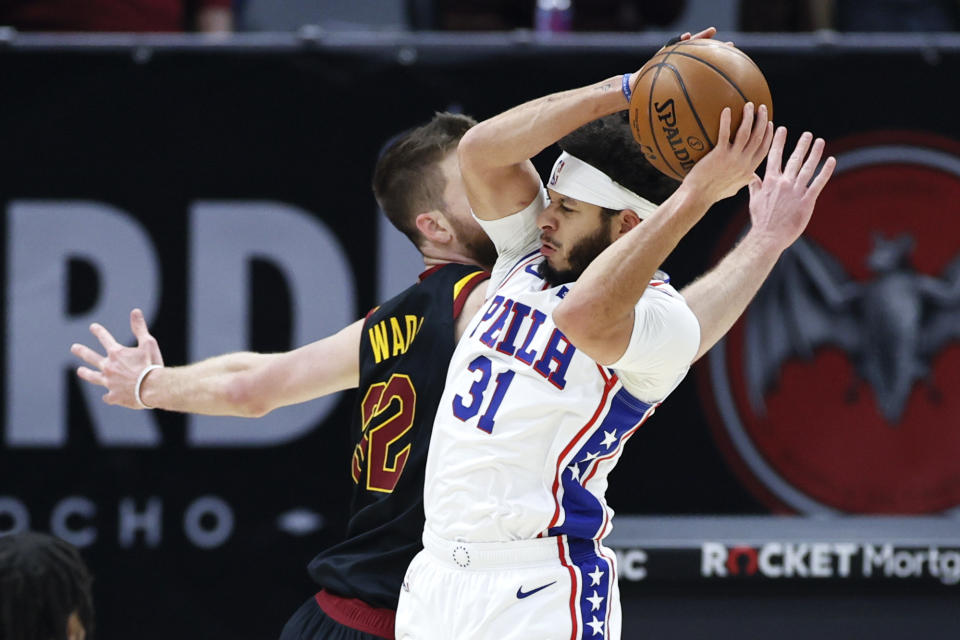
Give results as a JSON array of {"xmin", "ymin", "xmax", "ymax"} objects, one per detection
[
  {"xmin": 681, "ymin": 126, "xmax": 837, "ymax": 361},
  {"xmin": 71, "ymin": 308, "xmax": 361, "ymax": 416},
  {"xmin": 554, "ymin": 104, "xmax": 772, "ymax": 364}
]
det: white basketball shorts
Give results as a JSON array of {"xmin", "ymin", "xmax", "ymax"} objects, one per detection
[{"xmin": 395, "ymin": 528, "xmax": 622, "ymax": 640}]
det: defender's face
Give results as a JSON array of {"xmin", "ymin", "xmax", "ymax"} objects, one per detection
[{"xmin": 537, "ymin": 188, "xmax": 617, "ymax": 285}]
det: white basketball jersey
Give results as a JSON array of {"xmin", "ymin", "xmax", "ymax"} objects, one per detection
[{"xmin": 423, "ymin": 189, "xmax": 699, "ymax": 543}]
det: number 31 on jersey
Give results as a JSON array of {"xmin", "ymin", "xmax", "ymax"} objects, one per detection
[{"xmin": 452, "ymin": 355, "xmax": 516, "ymax": 433}]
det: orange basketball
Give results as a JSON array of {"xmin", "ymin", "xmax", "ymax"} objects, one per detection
[{"xmin": 628, "ymin": 40, "xmax": 773, "ymax": 180}]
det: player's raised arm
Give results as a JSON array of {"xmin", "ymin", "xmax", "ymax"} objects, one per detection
[
  {"xmin": 455, "ymin": 27, "xmax": 722, "ymax": 223},
  {"xmin": 71, "ymin": 308, "xmax": 361, "ymax": 416},
  {"xmin": 554, "ymin": 104, "xmax": 773, "ymax": 364},
  {"xmin": 681, "ymin": 127, "xmax": 837, "ymax": 361},
  {"xmin": 458, "ymin": 75, "xmax": 632, "ymax": 221}
]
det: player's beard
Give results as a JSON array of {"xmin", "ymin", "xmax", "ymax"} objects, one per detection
[
  {"xmin": 447, "ymin": 213, "xmax": 498, "ymax": 271},
  {"xmin": 538, "ymin": 220, "xmax": 615, "ymax": 287}
]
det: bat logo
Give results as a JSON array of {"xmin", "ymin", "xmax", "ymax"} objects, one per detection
[
  {"xmin": 746, "ymin": 234, "xmax": 960, "ymax": 424},
  {"xmin": 700, "ymin": 132, "xmax": 960, "ymax": 515}
]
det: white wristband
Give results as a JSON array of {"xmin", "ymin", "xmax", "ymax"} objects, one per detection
[{"xmin": 134, "ymin": 364, "xmax": 163, "ymax": 409}]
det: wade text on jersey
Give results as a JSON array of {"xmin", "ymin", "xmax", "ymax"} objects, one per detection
[{"xmin": 368, "ymin": 314, "xmax": 425, "ymax": 364}]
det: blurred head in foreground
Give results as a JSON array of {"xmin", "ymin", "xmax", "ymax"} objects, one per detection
[{"xmin": 0, "ymin": 531, "xmax": 94, "ymax": 640}]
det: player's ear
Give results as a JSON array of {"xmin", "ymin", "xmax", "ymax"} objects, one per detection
[
  {"xmin": 414, "ymin": 211, "xmax": 453, "ymax": 244},
  {"xmin": 616, "ymin": 209, "xmax": 642, "ymax": 237}
]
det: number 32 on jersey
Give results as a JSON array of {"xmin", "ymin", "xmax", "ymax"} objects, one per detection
[{"xmin": 351, "ymin": 374, "xmax": 416, "ymax": 493}]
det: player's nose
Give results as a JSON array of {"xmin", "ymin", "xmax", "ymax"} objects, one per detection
[{"xmin": 536, "ymin": 203, "xmax": 559, "ymax": 231}]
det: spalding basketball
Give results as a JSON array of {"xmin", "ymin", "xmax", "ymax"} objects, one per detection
[{"xmin": 628, "ymin": 40, "xmax": 773, "ymax": 180}]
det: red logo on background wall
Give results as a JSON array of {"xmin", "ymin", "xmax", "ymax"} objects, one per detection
[{"xmin": 700, "ymin": 132, "xmax": 960, "ymax": 514}]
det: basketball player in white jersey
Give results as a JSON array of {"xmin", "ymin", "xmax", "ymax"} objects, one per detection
[{"xmin": 395, "ymin": 34, "xmax": 836, "ymax": 640}]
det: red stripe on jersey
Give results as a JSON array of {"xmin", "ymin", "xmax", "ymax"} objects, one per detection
[
  {"xmin": 452, "ymin": 270, "xmax": 490, "ymax": 319},
  {"xmin": 602, "ymin": 513, "xmax": 612, "ymax": 541},
  {"xmin": 596, "ymin": 364, "xmax": 614, "ymax": 385},
  {"xmin": 557, "ymin": 536, "xmax": 580, "ymax": 640},
  {"xmin": 364, "ymin": 305, "xmax": 380, "ymax": 321},
  {"xmin": 547, "ymin": 371, "xmax": 619, "ymax": 529},
  {"xmin": 596, "ymin": 500, "xmax": 611, "ymax": 541},
  {"xmin": 417, "ymin": 264, "xmax": 444, "ymax": 282}
]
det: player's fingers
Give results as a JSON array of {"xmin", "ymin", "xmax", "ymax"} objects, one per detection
[
  {"xmin": 90, "ymin": 322, "xmax": 121, "ymax": 352},
  {"xmin": 748, "ymin": 174, "xmax": 762, "ymax": 198},
  {"xmin": 784, "ymin": 131, "xmax": 813, "ymax": 178},
  {"xmin": 765, "ymin": 126, "xmax": 788, "ymax": 177},
  {"xmin": 130, "ymin": 308, "xmax": 152, "ymax": 345},
  {"xmin": 797, "ymin": 137, "xmax": 826, "ymax": 185},
  {"xmin": 753, "ymin": 121, "xmax": 776, "ymax": 168},
  {"xmin": 76, "ymin": 366, "xmax": 106, "ymax": 387},
  {"xmin": 658, "ymin": 28, "xmax": 720, "ymax": 61},
  {"xmin": 805, "ymin": 156, "xmax": 837, "ymax": 201},
  {"xmin": 746, "ymin": 104, "xmax": 769, "ymax": 153},
  {"xmin": 732, "ymin": 102, "xmax": 756, "ymax": 150},
  {"xmin": 716, "ymin": 107, "xmax": 732, "ymax": 149},
  {"xmin": 131, "ymin": 308, "xmax": 164, "ymax": 364},
  {"xmin": 689, "ymin": 27, "xmax": 717, "ymax": 41},
  {"xmin": 70, "ymin": 343, "xmax": 105, "ymax": 369}
]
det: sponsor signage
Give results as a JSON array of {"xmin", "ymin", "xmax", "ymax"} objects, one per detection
[
  {"xmin": 702, "ymin": 542, "xmax": 960, "ymax": 585},
  {"xmin": 608, "ymin": 543, "xmax": 960, "ymax": 586}
]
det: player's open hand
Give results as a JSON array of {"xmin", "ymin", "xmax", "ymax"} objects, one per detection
[
  {"xmin": 70, "ymin": 308, "xmax": 163, "ymax": 409},
  {"xmin": 685, "ymin": 102, "xmax": 774, "ymax": 202},
  {"xmin": 747, "ymin": 127, "xmax": 837, "ymax": 250}
]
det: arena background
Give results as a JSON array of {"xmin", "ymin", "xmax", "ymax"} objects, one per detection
[{"xmin": 0, "ymin": 24, "xmax": 958, "ymax": 640}]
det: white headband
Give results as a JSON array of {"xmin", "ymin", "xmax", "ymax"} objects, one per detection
[{"xmin": 547, "ymin": 151, "xmax": 659, "ymax": 219}]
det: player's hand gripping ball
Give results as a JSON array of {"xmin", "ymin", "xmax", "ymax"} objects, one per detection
[{"xmin": 628, "ymin": 40, "xmax": 773, "ymax": 180}]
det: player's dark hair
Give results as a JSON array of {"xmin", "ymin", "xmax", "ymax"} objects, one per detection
[
  {"xmin": 557, "ymin": 112, "xmax": 678, "ymax": 211},
  {"xmin": 0, "ymin": 531, "xmax": 95, "ymax": 640},
  {"xmin": 373, "ymin": 112, "xmax": 478, "ymax": 249}
]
